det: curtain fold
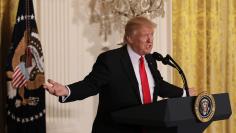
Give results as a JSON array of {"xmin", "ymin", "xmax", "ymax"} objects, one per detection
[
  {"xmin": 0, "ymin": 0, "xmax": 19, "ymax": 133},
  {"xmin": 172, "ymin": 0, "xmax": 236, "ymax": 133}
]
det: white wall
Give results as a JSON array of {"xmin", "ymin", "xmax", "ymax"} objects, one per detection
[{"xmin": 35, "ymin": 0, "xmax": 172, "ymax": 133}]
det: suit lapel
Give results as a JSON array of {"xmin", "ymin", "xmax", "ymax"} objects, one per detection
[
  {"xmin": 145, "ymin": 54, "xmax": 161, "ymax": 81},
  {"xmin": 120, "ymin": 45, "xmax": 142, "ymax": 104},
  {"xmin": 119, "ymin": 46, "xmax": 163, "ymax": 104}
]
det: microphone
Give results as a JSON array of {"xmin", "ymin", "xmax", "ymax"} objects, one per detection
[
  {"xmin": 152, "ymin": 52, "xmax": 176, "ymax": 68},
  {"xmin": 152, "ymin": 52, "xmax": 190, "ymax": 97},
  {"xmin": 152, "ymin": 52, "xmax": 163, "ymax": 61}
]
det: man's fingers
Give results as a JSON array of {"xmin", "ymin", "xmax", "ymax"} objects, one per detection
[
  {"xmin": 45, "ymin": 86, "xmax": 55, "ymax": 95},
  {"xmin": 48, "ymin": 79, "xmax": 56, "ymax": 85},
  {"xmin": 43, "ymin": 82, "xmax": 55, "ymax": 94},
  {"xmin": 44, "ymin": 79, "xmax": 65, "ymax": 96},
  {"xmin": 43, "ymin": 83, "xmax": 53, "ymax": 89},
  {"xmin": 189, "ymin": 88, "xmax": 197, "ymax": 96},
  {"xmin": 43, "ymin": 84, "xmax": 48, "ymax": 89}
]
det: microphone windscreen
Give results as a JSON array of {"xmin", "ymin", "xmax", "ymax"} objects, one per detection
[{"xmin": 152, "ymin": 52, "xmax": 163, "ymax": 61}]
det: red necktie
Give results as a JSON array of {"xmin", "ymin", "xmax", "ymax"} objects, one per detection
[{"xmin": 139, "ymin": 56, "xmax": 151, "ymax": 104}]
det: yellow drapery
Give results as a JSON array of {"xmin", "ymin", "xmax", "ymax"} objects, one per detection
[
  {"xmin": 0, "ymin": 0, "xmax": 18, "ymax": 46},
  {"xmin": 172, "ymin": 0, "xmax": 236, "ymax": 133}
]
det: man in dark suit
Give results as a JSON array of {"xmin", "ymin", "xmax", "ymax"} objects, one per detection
[{"xmin": 44, "ymin": 16, "xmax": 195, "ymax": 133}]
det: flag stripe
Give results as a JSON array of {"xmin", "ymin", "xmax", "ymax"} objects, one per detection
[
  {"xmin": 12, "ymin": 74, "xmax": 23, "ymax": 86},
  {"xmin": 12, "ymin": 68, "xmax": 21, "ymax": 78},
  {"xmin": 13, "ymin": 74, "xmax": 25, "ymax": 87},
  {"xmin": 12, "ymin": 65, "xmax": 27, "ymax": 88},
  {"xmin": 13, "ymin": 74, "xmax": 24, "ymax": 87}
]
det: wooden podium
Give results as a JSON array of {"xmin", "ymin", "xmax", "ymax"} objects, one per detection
[{"xmin": 112, "ymin": 93, "xmax": 232, "ymax": 133}]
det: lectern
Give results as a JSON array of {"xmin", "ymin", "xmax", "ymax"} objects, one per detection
[{"xmin": 112, "ymin": 93, "xmax": 231, "ymax": 133}]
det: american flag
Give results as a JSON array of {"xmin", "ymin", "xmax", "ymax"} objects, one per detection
[
  {"xmin": 5, "ymin": 0, "xmax": 46, "ymax": 132},
  {"xmin": 12, "ymin": 62, "xmax": 29, "ymax": 88}
]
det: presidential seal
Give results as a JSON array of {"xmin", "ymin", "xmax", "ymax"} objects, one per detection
[{"xmin": 194, "ymin": 91, "xmax": 216, "ymax": 122}]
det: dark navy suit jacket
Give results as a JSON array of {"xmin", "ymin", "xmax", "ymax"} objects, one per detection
[{"xmin": 60, "ymin": 45, "xmax": 183, "ymax": 133}]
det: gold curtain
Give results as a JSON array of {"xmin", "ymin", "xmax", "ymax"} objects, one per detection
[
  {"xmin": 0, "ymin": 0, "xmax": 18, "ymax": 44},
  {"xmin": 172, "ymin": 0, "xmax": 236, "ymax": 133}
]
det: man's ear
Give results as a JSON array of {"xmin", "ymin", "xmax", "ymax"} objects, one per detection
[{"xmin": 126, "ymin": 36, "xmax": 133, "ymax": 44}]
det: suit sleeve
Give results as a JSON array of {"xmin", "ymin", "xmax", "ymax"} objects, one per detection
[
  {"xmin": 158, "ymin": 80, "xmax": 183, "ymax": 98},
  {"xmin": 59, "ymin": 53, "xmax": 110, "ymax": 102}
]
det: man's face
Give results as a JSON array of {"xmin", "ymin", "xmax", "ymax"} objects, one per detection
[{"xmin": 128, "ymin": 26, "xmax": 154, "ymax": 55}]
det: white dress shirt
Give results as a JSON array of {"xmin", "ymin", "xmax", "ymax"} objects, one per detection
[
  {"xmin": 127, "ymin": 45, "xmax": 155, "ymax": 104},
  {"xmin": 127, "ymin": 45, "xmax": 186, "ymax": 102}
]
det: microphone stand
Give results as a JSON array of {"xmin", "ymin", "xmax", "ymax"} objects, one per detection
[
  {"xmin": 152, "ymin": 52, "xmax": 190, "ymax": 97},
  {"xmin": 164, "ymin": 55, "xmax": 190, "ymax": 97}
]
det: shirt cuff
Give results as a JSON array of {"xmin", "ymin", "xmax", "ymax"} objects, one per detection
[
  {"xmin": 61, "ymin": 85, "xmax": 71, "ymax": 102},
  {"xmin": 182, "ymin": 89, "xmax": 187, "ymax": 97}
]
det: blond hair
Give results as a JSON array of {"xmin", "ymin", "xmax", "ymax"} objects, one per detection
[{"xmin": 124, "ymin": 16, "xmax": 156, "ymax": 42}]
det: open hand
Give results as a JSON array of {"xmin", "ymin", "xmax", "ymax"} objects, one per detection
[{"xmin": 43, "ymin": 79, "xmax": 69, "ymax": 96}]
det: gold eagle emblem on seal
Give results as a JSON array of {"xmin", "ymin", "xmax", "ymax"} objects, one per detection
[{"xmin": 194, "ymin": 91, "xmax": 216, "ymax": 122}]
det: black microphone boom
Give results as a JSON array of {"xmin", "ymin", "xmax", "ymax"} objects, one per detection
[
  {"xmin": 152, "ymin": 52, "xmax": 176, "ymax": 68},
  {"xmin": 152, "ymin": 52, "xmax": 190, "ymax": 97}
]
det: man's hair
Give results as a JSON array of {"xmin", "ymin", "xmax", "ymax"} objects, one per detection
[{"xmin": 124, "ymin": 16, "xmax": 157, "ymax": 42}]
